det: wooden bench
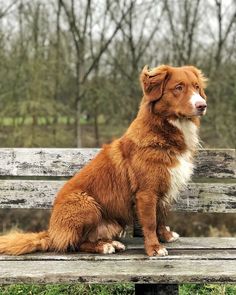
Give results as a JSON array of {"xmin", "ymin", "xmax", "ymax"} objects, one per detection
[{"xmin": 0, "ymin": 148, "xmax": 235, "ymax": 294}]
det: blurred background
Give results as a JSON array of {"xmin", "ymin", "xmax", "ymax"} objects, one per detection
[{"xmin": 0, "ymin": 0, "xmax": 235, "ymax": 238}]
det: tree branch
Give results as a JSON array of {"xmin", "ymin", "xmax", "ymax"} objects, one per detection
[{"xmin": 82, "ymin": 0, "xmax": 135, "ymax": 84}]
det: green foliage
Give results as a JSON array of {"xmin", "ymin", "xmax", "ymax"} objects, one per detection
[
  {"xmin": 1, "ymin": 284, "xmax": 236, "ymax": 295},
  {"xmin": 0, "ymin": 122, "xmax": 126, "ymax": 148},
  {"xmin": 201, "ymin": 63, "xmax": 236, "ymax": 148},
  {"xmin": 0, "ymin": 0, "xmax": 235, "ymax": 148},
  {"xmin": 179, "ymin": 284, "xmax": 236, "ymax": 295},
  {"xmin": 0, "ymin": 284, "xmax": 135, "ymax": 295}
]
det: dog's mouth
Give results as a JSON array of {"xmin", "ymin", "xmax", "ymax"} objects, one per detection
[
  {"xmin": 195, "ymin": 107, "xmax": 207, "ymax": 116},
  {"xmin": 177, "ymin": 107, "xmax": 207, "ymax": 119}
]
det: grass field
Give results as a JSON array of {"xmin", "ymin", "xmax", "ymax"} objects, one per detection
[
  {"xmin": 0, "ymin": 284, "xmax": 134, "ymax": 295},
  {"xmin": 0, "ymin": 284, "xmax": 236, "ymax": 295},
  {"xmin": 0, "ymin": 122, "xmax": 126, "ymax": 148}
]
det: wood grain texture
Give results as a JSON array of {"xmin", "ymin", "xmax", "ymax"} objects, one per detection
[
  {"xmin": 195, "ymin": 149, "xmax": 235, "ymax": 179},
  {"xmin": 124, "ymin": 237, "xmax": 236, "ymax": 250},
  {"xmin": 0, "ymin": 250, "xmax": 235, "ymax": 261},
  {"xmin": 0, "ymin": 237, "xmax": 235, "ymax": 262},
  {"xmin": 0, "ymin": 259, "xmax": 235, "ymax": 284},
  {"xmin": 0, "ymin": 148, "xmax": 234, "ymax": 178},
  {"xmin": 0, "ymin": 148, "xmax": 99, "ymax": 177},
  {"xmin": 173, "ymin": 183, "xmax": 236, "ymax": 213},
  {"xmin": 0, "ymin": 148, "xmax": 99, "ymax": 176},
  {"xmin": 0, "ymin": 180, "xmax": 235, "ymax": 212},
  {"xmin": 0, "ymin": 238, "xmax": 235, "ymax": 284}
]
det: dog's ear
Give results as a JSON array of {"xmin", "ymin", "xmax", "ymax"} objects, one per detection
[
  {"xmin": 140, "ymin": 65, "xmax": 169, "ymax": 102},
  {"xmin": 185, "ymin": 66, "xmax": 208, "ymax": 99}
]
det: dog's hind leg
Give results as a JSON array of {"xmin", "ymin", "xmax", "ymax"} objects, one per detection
[
  {"xmin": 80, "ymin": 240, "xmax": 126, "ymax": 254},
  {"xmin": 48, "ymin": 190, "xmax": 102, "ymax": 252},
  {"xmin": 80, "ymin": 220, "xmax": 126, "ymax": 254}
]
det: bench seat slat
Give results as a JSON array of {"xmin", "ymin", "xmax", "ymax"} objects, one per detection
[
  {"xmin": 1, "ymin": 238, "xmax": 235, "ymax": 283},
  {"xmin": 0, "ymin": 237, "xmax": 235, "ymax": 261},
  {"xmin": 0, "ymin": 180, "xmax": 235, "ymax": 213},
  {"xmin": 0, "ymin": 148, "xmax": 234, "ymax": 178},
  {"xmin": 0, "ymin": 249, "xmax": 236, "ymax": 261},
  {"xmin": 0, "ymin": 148, "xmax": 98, "ymax": 177},
  {"xmin": 124, "ymin": 237, "xmax": 236, "ymax": 249},
  {"xmin": 194, "ymin": 148, "xmax": 235, "ymax": 179},
  {"xmin": 0, "ymin": 238, "xmax": 234, "ymax": 253},
  {"xmin": 0, "ymin": 259, "xmax": 235, "ymax": 284}
]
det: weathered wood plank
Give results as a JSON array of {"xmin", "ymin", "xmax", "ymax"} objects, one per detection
[
  {"xmin": 195, "ymin": 149, "xmax": 236, "ymax": 179},
  {"xmin": 173, "ymin": 183, "xmax": 236, "ymax": 213},
  {"xmin": 124, "ymin": 237, "xmax": 236, "ymax": 250},
  {"xmin": 0, "ymin": 259, "xmax": 235, "ymax": 284},
  {"xmin": 0, "ymin": 238, "xmax": 235, "ymax": 262},
  {"xmin": 0, "ymin": 148, "xmax": 234, "ymax": 178},
  {"xmin": 0, "ymin": 180, "xmax": 59, "ymax": 209},
  {"xmin": 0, "ymin": 148, "xmax": 99, "ymax": 177},
  {"xmin": 0, "ymin": 180, "xmax": 235, "ymax": 212},
  {"xmin": 0, "ymin": 249, "xmax": 236, "ymax": 261}
]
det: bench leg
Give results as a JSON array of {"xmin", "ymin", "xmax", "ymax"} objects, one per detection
[{"xmin": 135, "ymin": 284, "xmax": 178, "ymax": 295}]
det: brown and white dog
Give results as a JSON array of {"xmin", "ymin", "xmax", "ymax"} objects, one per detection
[{"xmin": 0, "ymin": 65, "xmax": 207, "ymax": 257}]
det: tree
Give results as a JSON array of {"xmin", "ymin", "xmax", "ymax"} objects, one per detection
[
  {"xmin": 164, "ymin": 0, "xmax": 202, "ymax": 65},
  {"xmin": 59, "ymin": 0, "xmax": 135, "ymax": 147}
]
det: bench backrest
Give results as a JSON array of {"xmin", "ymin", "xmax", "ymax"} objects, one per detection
[{"xmin": 0, "ymin": 148, "xmax": 235, "ymax": 214}]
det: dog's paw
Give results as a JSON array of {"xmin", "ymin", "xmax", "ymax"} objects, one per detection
[
  {"xmin": 167, "ymin": 231, "xmax": 180, "ymax": 242},
  {"xmin": 102, "ymin": 243, "xmax": 116, "ymax": 254},
  {"xmin": 146, "ymin": 244, "xmax": 168, "ymax": 257},
  {"xmin": 101, "ymin": 241, "xmax": 126, "ymax": 254},
  {"xmin": 156, "ymin": 247, "xmax": 168, "ymax": 256},
  {"xmin": 111, "ymin": 240, "xmax": 126, "ymax": 252},
  {"xmin": 158, "ymin": 226, "xmax": 180, "ymax": 243}
]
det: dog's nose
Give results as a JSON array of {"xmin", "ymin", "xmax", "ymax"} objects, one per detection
[{"xmin": 195, "ymin": 101, "xmax": 207, "ymax": 111}]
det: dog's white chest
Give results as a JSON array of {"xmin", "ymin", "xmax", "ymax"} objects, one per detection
[
  {"xmin": 167, "ymin": 120, "xmax": 199, "ymax": 202},
  {"xmin": 167, "ymin": 151, "xmax": 194, "ymax": 202}
]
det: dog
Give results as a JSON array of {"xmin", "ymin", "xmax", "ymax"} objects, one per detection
[{"xmin": 0, "ymin": 65, "xmax": 207, "ymax": 257}]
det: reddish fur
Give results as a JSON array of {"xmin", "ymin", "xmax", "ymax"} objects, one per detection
[{"xmin": 0, "ymin": 65, "xmax": 207, "ymax": 256}]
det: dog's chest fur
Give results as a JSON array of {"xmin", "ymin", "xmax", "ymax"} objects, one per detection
[{"xmin": 166, "ymin": 119, "xmax": 199, "ymax": 203}]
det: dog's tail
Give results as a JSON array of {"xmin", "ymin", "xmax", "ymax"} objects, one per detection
[{"xmin": 0, "ymin": 230, "xmax": 50, "ymax": 255}]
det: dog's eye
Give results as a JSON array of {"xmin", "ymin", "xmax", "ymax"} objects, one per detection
[
  {"xmin": 175, "ymin": 85, "xmax": 183, "ymax": 91},
  {"xmin": 195, "ymin": 84, "xmax": 200, "ymax": 91}
]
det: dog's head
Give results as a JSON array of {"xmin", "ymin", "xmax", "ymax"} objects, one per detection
[{"xmin": 140, "ymin": 65, "xmax": 207, "ymax": 118}]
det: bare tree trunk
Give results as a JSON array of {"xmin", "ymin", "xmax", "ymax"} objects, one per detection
[
  {"xmin": 0, "ymin": 0, "xmax": 18, "ymax": 19},
  {"xmin": 75, "ymin": 58, "xmax": 83, "ymax": 147},
  {"xmin": 165, "ymin": 0, "xmax": 201, "ymax": 65},
  {"xmin": 76, "ymin": 99, "xmax": 82, "ymax": 147},
  {"xmin": 53, "ymin": 0, "xmax": 62, "ymax": 146},
  {"xmin": 60, "ymin": 0, "xmax": 134, "ymax": 147},
  {"xmin": 214, "ymin": 0, "xmax": 236, "ymax": 69},
  {"xmin": 31, "ymin": 115, "xmax": 37, "ymax": 147},
  {"xmin": 94, "ymin": 103, "xmax": 99, "ymax": 147}
]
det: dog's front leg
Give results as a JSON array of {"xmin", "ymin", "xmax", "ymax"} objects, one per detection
[{"xmin": 136, "ymin": 190, "xmax": 168, "ymax": 257}]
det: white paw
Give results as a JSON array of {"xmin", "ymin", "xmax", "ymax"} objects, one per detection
[
  {"xmin": 168, "ymin": 231, "xmax": 180, "ymax": 242},
  {"xmin": 111, "ymin": 240, "xmax": 126, "ymax": 251},
  {"xmin": 102, "ymin": 243, "xmax": 115, "ymax": 254},
  {"xmin": 165, "ymin": 226, "xmax": 170, "ymax": 231},
  {"xmin": 157, "ymin": 247, "xmax": 168, "ymax": 256}
]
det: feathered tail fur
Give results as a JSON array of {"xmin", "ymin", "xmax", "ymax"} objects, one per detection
[{"xmin": 0, "ymin": 230, "xmax": 50, "ymax": 255}]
